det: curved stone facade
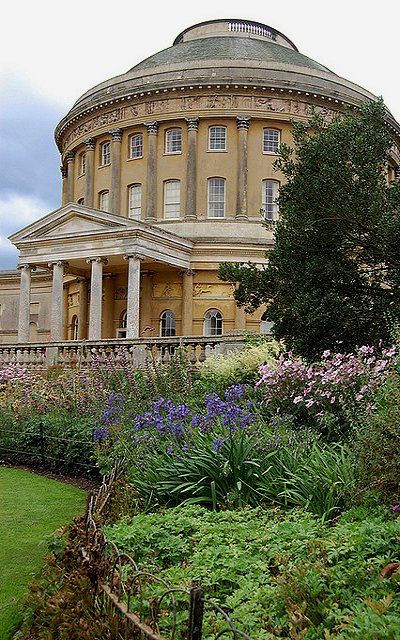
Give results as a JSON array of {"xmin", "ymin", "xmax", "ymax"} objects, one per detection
[{"xmin": 1, "ymin": 19, "xmax": 399, "ymax": 344}]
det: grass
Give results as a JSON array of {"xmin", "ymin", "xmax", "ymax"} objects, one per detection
[{"xmin": 0, "ymin": 467, "xmax": 85, "ymax": 640}]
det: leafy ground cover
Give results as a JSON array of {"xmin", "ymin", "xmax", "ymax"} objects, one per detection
[
  {"xmin": 0, "ymin": 467, "xmax": 85, "ymax": 640},
  {"xmin": 106, "ymin": 505, "xmax": 400, "ymax": 639}
]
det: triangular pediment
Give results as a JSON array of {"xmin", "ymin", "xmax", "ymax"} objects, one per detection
[{"xmin": 9, "ymin": 203, "xmax": 136, "ymax": 243}]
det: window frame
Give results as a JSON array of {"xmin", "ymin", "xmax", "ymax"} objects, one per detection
[
  {"xmin": 99, "ymin": 189, "xmax": 110, "ymax": 212},
  {"xmin": 261, "ymin": 179, "xmax": 280, "ymax": 221},
  {"xmin": 160, "ymin": 310, "xmax": 176, "ymax": 337},
  {"xmin": 263, "ymin": 128, "xmax": 281, "ymax": 155},
  {"xmin": 129, "ymin": 133, "xmax": 143, "ymax": 160},
  {"xmin": 77, "ymin": 197, "xmax": 85, "ymax": 205},
  {"xmin": 71, "ymin": 315, "xmax": 79, "ymax": 340},
  {"xmin": 165, "ymin": 128, "xmax": 182, "ymax": 154},
  {"xmin": 128, "ymin": 183, "xmax": 142, "ymax": 219},
  {"xmin": 79, "ymin": 152, "xmax": 86, "ymax": 176},
  {"xmin": 163, "ymin": 179, "xmax": 181, "ymax": 219},
  {"xmin": 100, "ymin": 141, "xmax": 111, "ymax": 166},
  {"xmin": 208, "ymin": 126, "xmax": 227, "ymax": 152},
  {"xmin": 204, "ymin": 309, "xmax": 223, "ymax": 337},
  {"xmin": 207, "ymin": 177, "xmax": 226, "ymax": 218}
]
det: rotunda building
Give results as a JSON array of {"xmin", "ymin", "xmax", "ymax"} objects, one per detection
[{"xmin": 1, "ymin": 19, "xmax": 400, "ymax": 348}]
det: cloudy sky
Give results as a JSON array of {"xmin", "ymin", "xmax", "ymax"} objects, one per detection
[{"xmin": 1, "ymin": 0, "xmax": 400, "ymax": 269}]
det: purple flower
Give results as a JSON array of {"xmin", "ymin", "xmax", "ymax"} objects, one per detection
[
  {"xmin": 93, "ymin": 428, "xmax": 109, "ymax": 441},
  {"xmin": 213, "ymin": 438, "xmax": 226, "ymax": 453},
  {"xmin": 390, "ymin": 504, "xmax": 400, "ymax": 512}
]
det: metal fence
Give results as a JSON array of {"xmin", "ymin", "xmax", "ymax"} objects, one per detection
[
  {"xmin": 83, "ymin": 463, "xmax": 253, "ymax": 640},
  {"xmin": 0, "ymin": 422, "xmax": 98, "ymax": 475}
]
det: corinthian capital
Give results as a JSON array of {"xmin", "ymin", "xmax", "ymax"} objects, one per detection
[
  {"xmin": 145, "ymin": 121, "xmax": 159, "ymax": 135},
  {"xmin": 185, "ymin": 117, "xmax": 199, "ymax": 132},
  {"xmin": 85, "ymin": 137, "xmax": 96, "ymax": 150},
  {"xmin": 65, "ymin": 150, "xmax": 75, "ymax": 162},
  {"xmin": 110, "ymin": 128, "xmax": 123, "ymax": 142},
  {"xmin": 236, "ymin": 116, "xmax": 251, "ymax": 130},
  {"xmin": 60, "ymin": 165, "xmax": 68, "ymax": 178}
]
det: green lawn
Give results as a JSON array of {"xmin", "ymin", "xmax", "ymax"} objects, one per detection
[{"xmin": 0, "ymin": 467, "xmax": 85, "ymax": 640}]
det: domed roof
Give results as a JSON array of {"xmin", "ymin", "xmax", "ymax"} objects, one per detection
[{"xmin": 57, "ymin": 19, "xmax": 398, "ymax": 145}]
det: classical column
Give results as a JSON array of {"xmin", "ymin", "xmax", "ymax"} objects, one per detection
[
  {"xmin": 236, "ymin": 117, "xmax": 250, "ymax": 220},
  {"xmin": 48, "ymin": 261, "xmax": 68, "ymax": 341},
  {"xmin": 145, "ymin": 121, "xmax": 158, "ymax": 221},
  {"xmin": 124, "ymin": 254, "xmax": 143, "ymax": 338},
  {"xmin": 185, "ymin": 118, "xmax": 199, "ymax": 220},
  {"xmin": 85, "ymin": 137, "xmax": 96, "ymax": 208},
  {"xmin": 110, "ymin": 129, "xmax": 122, "ymax": 214},
  {"xmin": 17, "ymin": 264, "xmax": 35, "ymax": 343},
  {"xmin": 66, "ymin": 151, "xmax": 75, "ymax": 203},
  {"xmin": 62, "ymin": 283, "xmax": 69, "ymax": 340},
  {"xmin": 140, "ymin": 271, "xmax": 154, "ymax": 332},
  {"xmin": 87, "ymin": 257, "xmax": 108, "ymax": 340},
  {"xmin": 103, "ymin": 273, "xmax": 115, "ymax": 338},
  {"xmin": 181, "ymin": 269, "xmax": 195, "ymax": 336},
  {"xmin": 60, "ymin": 165, "xmax": 68, "ymax": 206},
  {"xmin": 77, "ymin": 278, "xmax": 88, "ymax": 340}
]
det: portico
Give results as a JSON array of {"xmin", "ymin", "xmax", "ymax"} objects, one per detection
[{"xmin": 10, "ymin": 203, "xmax": 193, "ymax": 343}]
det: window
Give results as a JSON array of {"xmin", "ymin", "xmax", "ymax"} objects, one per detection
[
  {"xmin": 263, "ymin": 128, "xmax": 280, "ymax": 154},
  {"xmin": 99, "ymin": 190, "xmax": 110, "ymax": 212},
  {"xmin": 260, "ymin": 311, "xmax": 274, "ymax": 334},
  {"xmin": 129, "ymin": 133, "xmax": 143, "ymax": 159},
  {"xmin": 71, "ymin": 315, "xmax": 79, "ymax": 340},
  {"xmin": 160, "ymin": 310, "xmax": 176, "ymax": 337},
  {"xmin": 262, "ymin": 180, "xmax": 279, "ymax": 220},
  {"xmin": 204, "ymin": 309, "xmax": 223, "ymax": 336},
  {"xmin": 117, "ymin": 310, "xmax": 127, "ymax": 338},
  {"xmin": 164, "ymin": 180, "xmax": 181, "ymax": 218},
  {"xmin": 101, "ymin": 141, "xmax": 111, "ymax": 166},
  {"xmin": 128, "ymin": 184, "xmax": 142, "ymax": 219},
  {"xmin": 165, "ymin": 128, "xmax": 182, "ymax": 154},
  {"xmin": 79, "ymin": 152, "xmax": 86, "ymax": 175},
  {"xmin": 208, "ymin": 178, "xmax": 226, "ymax": 217},
  {"xmin": 77, "ymin": 198, "xmax": 85, "ymax": 205},
  {"xmin": 209, "ymin": 126, "xmax": 227, "ymax": 151}
]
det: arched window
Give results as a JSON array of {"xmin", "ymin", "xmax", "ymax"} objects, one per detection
[
  {"xmin": 71, "ymin": 315, "xmax": 79, "ymax": 340},
  {"xmin": 160, "ymin": 310, "xmax": 176, "ymax": 337},
  {"xmin": 99, "ymin": 190, "xmax": 110, "ymax": 212},
  {"xmin": 164, "ymin": 180, "xmax": 181, "ymax": 218},
  {"xmin": 165, "ymin": 128, "xmax": 182, "ymax": 154},
  {"xmin": 209, "ymin": 126, "xmax": 227, "ymax": 151},
  {"xmin": 260, "ymin": 311, "xmax": 274, "ymax": 334},
  {"xmin": 100, "ymin": 141, "xmax": 111, "ymax": 166},
  {"xmin": 262, "ymin": 180, "xmax": 279, "ymax": 220},
  {"xmin": 208, "ymin": 178, "xmax": 226, "ymax": 217},
  {"xmin": 77, "ymin": 197, "xmax": 85, "ymax": 205},
  {"xmin": 128, "ymin": 184, "xmax": 142, "ymax": 219},
  {"xmin": 129, "ymin": 133, "xmax": 143, "ymax": 159},
  {"xmin": 263, "ymin": 128, "xmax": 280, "ymax": 154},
  {"xmin": 204, "ymin": 309, "xmax": 223, "ymax": 336}
]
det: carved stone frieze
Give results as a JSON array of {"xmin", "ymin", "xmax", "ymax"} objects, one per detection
[
  {"xmin": 61, "ymin": 95, "xmax": 340, "ymax": 151},
  {"xmin": 153, "ymin": 283, "xmax": 182, "ymax": 298},
  {"xmin": 193, "ymin": 283, "xmax": 235, "ymax": 298}
]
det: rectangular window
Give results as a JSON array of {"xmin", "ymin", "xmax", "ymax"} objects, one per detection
[
  {"xmin": 129, "ymin": 134, "xmax": 143, "ymax": 159},
  {"xmin": 79, "ymin": 152, "xmax": 86, "ymax": 175},
  {"xmin": 165, "ymin": 129, "xmax": 182, "ymax": 154},
  {"xmin": 101, "ymin": 142, "xmax": 111, "ymax": 166},
  {"xmin": 128, "ymin": 184, "xmax": 142, "ymax": 219},
  {"xmin": 263, "ymin": 129, "xmax": 280, "ymax": 154},
  {"xmin": 208, "ymin": 178, "xmax": 226, "ymax": 217},
  {"xmin": 209, "ymin": 126, "xmax": 227, "ymax": 151},
  {"xmin": 262, "ymin": 180, "xmax": 279, "ymax": 220},
  {"xmin": 99, "ymin": 190, "xmax": 109, "ymax": 212},
  {"xmin": 164, "ymin": 180, "xmax": 181, "ymax": 218}
]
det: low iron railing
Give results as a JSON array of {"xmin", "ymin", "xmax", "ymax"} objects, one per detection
[{"xmin": 0, "ymin": 335, "xmax": 245, "ymax": 369}]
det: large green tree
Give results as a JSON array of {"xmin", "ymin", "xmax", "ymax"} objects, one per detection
[{"xmin": 219, "ymin": 100, "xmax": 400, "ymax": 359}]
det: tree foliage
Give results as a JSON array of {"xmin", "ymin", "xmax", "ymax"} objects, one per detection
[{"xmin": 219, "ymin": 100, "xmax": 400, "ymax": 358}]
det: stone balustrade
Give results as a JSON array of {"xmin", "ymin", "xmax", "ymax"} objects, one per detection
[{"xmin": 0, "ymin": 335, "xmax": 246, "ymax": 370}]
